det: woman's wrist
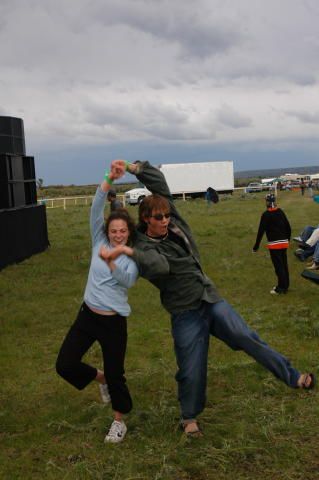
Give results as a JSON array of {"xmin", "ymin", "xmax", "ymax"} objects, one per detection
[{"xmin": 104, "ymin": 172, "xmax": 113, "ymax": 185}]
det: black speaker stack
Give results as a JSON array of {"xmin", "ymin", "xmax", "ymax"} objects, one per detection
[
  {"xmin": 0, "ymin": 117, "xmax": 37, "ymax": 209},
  {"xmin": 0, "ymin": 116, "xmax": 49, "ymax": 270}
]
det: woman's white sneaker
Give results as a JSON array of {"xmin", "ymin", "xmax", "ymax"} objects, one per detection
[
  {"xmin": 104, "ymin": 420, "xmax": 127, "ymax": 443},
  {"xmin": 99, "ymin": 383, "xmax": 111, "ymax": 404}
]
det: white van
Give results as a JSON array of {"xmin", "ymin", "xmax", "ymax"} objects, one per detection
[{"xmin": 124, "ymin": 187, "xmax": 152, "ymax": 205}]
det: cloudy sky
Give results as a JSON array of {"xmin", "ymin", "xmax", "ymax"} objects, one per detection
[{"xmin": 1, "ymin": 0, "xmax": 319, "ymax": 184}]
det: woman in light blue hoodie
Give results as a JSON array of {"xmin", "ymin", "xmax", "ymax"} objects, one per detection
[{"xmin": 56, "ymin": 162, "xmax": 138, "ymax": 443}]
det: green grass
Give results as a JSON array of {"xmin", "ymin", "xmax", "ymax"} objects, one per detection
[{"xmin": 1, "ymin": 190, "xmax": 319, "ymax": 479}]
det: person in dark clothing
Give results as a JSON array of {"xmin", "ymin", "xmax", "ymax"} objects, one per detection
[
  {"xmin": 100, "ymin": 160, "xmax": 315, "ymax": 436},
  {"xmin": 107, "ymin": 189, "xmax": 123, "ymax": 211},
  {"xmin": 253, "ymin": 193, "xmax": 291, "ymax": 294},
  {"xmin": 205, "ymin": 187, "xmax": 219, "ymax": 205}
]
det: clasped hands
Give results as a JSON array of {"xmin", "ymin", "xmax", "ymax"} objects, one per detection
[
  {"xmin": 99, "ymin": 244, "xmax": 125, "ymax": 264},
  {"xmin": 109, "ymin": 159, "xmax": 127, "ymax": 181}
]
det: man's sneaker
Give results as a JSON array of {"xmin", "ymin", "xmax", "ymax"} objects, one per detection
[
  {"xmin": 298, "ymin": 241, "xmax": 312, "ymax": 250},
  {"xmin": 270, "ymin": 286, "xmax": 287, "ymax": 295},
  {"xmin": 104, "ymin": 420, "xmax": 127, "ymax": 443},
  {"xmin": 294, "ymin": 250, "xmax": 305, "ymax": 261},
  {"xmin": 99, "ymin": 383, "xmax": 111, "ymax": 404},
  {"xmin": 293, "ymin": 236, "xmax": 303, "ymax": 243}
]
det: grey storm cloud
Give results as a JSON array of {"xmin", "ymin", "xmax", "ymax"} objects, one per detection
[
  {"xmin": 216, "ymin": 104, "xmax": 252, "ymax": 129},
  {"xmin": 83, "ymin": 100, "xmax": 216, "ymax": 141},
  {"xmin": 286, "ymin": 110, "xmax": 319, "ymax": 124},
  {"xmin": 1, "ymin": 0, "xmax": 319, "ymax": 86},
  {"xmin": 84, "ymin": 101, "xmax": 187, "ymax": 128},
  {"xmin": 87, "ymin": 0, "xmax": 243, "ymax": 59},
  {"xmin": 1, "ymin": 0, "xmax": 319, "ymax": 180}
]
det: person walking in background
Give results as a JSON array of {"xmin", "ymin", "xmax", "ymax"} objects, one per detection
[
  {"xmin": 253, "ymin": 193, "xmax": 291, "ymax": 295},
  {"xmin": 308, "ymin": 180, "xmax": 313, "ymax": 198},
  {"xmin": 107, "ymin": 189, "xmax": 123, "ymax": 211},
  {"xmin": 56, "ymin": 162, "xmax": 138, "ymax": 443},
  {"xmin": 300, "ymin": 179, "xmax": 306, "ymax": 196},
  {"xmin": 205, "ymin": 187, "xmax": 219, "ymax": 207},
  {"xmin": 100, "ymin": 160, "xmax": 315, "ymax": 437}
]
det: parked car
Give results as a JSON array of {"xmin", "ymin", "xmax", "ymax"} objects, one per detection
[
  {"xmin": 245, "ymin": 182, "xmax": 263, "ymax": 193},
  {"xmin": 125, "ymin": 186, "xmax": 152, "ymax": 205}
]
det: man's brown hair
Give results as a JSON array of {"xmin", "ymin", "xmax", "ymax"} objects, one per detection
[{"xmin": 138, "ymin": 194, "xmax": 170, "ymax": 224}]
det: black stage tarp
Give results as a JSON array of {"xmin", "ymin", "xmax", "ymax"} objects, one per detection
[
  {"xmin": 301, "ymin": 269, "xmax": 319, "ymax": 285},
  {"xmin": 0, "ymin": 204, "xmax": 49, "ymax": 270}
]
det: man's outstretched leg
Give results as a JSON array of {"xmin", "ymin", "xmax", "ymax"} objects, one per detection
[{"xmin": 208, "ymin": 300, "xmax": 315, "ymax": 389}]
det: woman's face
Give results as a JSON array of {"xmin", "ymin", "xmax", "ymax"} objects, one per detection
[{"xmin": 108, "ymin": 219, "xmax": 129, "ymax": 247}]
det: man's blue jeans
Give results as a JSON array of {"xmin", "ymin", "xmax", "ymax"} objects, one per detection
[
  {"xmin": 313, "ymin": 242, "xmax": 319, "ymax": 263},
  {"xmin": 301, "ymin": 225, "xmax": 315, "ymax": 242},
  {"xmin": 171, "ymin": 300, "xmax": 301, "ymax": 420}
]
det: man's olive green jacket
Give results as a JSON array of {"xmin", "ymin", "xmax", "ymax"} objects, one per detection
[{"xmin": 131, "ymin": 161, "xmax": 221, "ymax": 315}]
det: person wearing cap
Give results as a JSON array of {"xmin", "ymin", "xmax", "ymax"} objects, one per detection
[
  {"xmin": 253, "ymin": 193, "xmax": 291, "ymax": 295},
  {"xmin": 107, "ymin": 189, "xmax": 123, "ymax": 211}
]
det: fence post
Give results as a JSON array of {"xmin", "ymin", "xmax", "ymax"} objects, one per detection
[{"xmin": 63, "ymin": 198, "xmax": 66, "ymax": 210}]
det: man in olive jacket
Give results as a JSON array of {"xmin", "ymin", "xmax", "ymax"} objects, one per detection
[{"xmin": 101, "ymin": 159, "xmax": 315, "ymax": 436}]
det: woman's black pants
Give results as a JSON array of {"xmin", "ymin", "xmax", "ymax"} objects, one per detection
[{"xmin": 56, "ymin": 302, "xmax": 132, "ymax": 414}]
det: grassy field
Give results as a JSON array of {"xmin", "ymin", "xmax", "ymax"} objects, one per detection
[{"xmin": 1, "ymin": 190, "xmax": 318, "ymax": 480}]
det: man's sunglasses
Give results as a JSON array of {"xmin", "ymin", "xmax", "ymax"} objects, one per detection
[{"xmin": 150, "ymin": 213, "xmax": 171, "ymax": 221}]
